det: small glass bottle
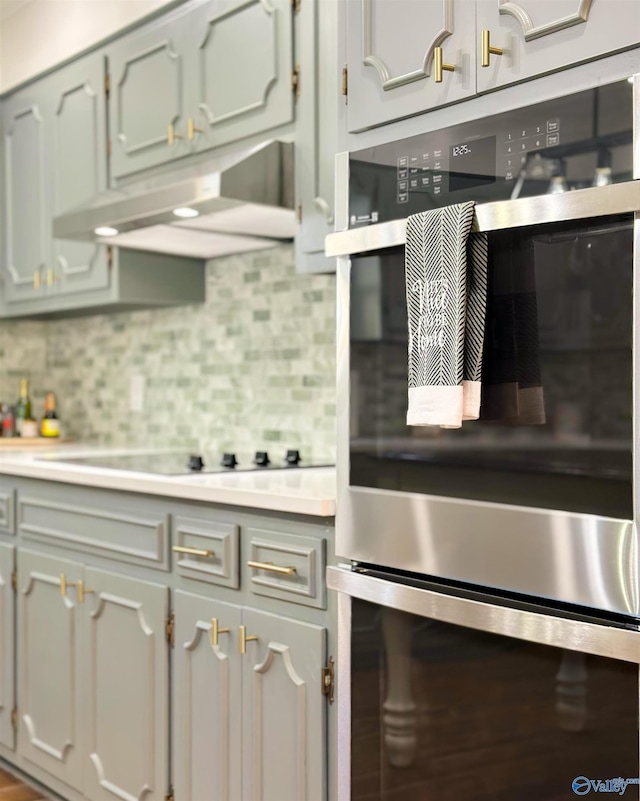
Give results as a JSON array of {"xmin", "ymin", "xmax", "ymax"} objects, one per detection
[
  {"xmin": 15, "ymin": 379, "xmax": 32, "ymax": 437},
  {"xmin": 40, "ymin": 392, "xmax": 60, "ymax": 438}
]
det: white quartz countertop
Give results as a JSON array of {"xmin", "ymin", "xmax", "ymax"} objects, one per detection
[{"xmin": 0, "ymin": 445, "xmax": 336, "ymax": 518}]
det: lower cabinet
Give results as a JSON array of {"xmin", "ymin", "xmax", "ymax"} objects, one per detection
[
  {"xmin": 0, "ymin": 543, "xmax": 16, "ymax": 752},
  {"xmin": 173, "ymin": 590, "xmax": 327, "ymax": 801},
  {"xmin": 17, "ymin": 549, "xmax": 170, "ymax": 801}
]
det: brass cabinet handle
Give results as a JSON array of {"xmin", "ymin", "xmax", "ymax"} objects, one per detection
[
  {"xmin": 239, "ymin": 625, "xmax": 258, "ymax": 655},
  {"xmin": 60, "ymin": 573, "xmax": 77, "ymax": 598},
  {"xmin": 247, "ymin": 560, "xmax": 297, "ymax": 576},
  {"xmin": 33, "ymin": 272, "xmax": 41, "ymax": 290},
  {"xmin": 482, "ymin": 30, "xmax": 504, "ymax": 67},
  {"xmin": 187, "ymin": 118, "xmax": 203, "ymax": 140},
  {"xmin": 173, "ymin": 545, "xmax": 215, "ymax": 558},
  {"xmin": 46, "ymin": 268, "xmax": 56, "ymax": 287},
  {"xmin": 211, "ymin": 618, "xmax": 230, "ymax": 647},
  {"xmin": 77, "ymin": 580, "xmax": 95, "ymax": 604},
  {"xmin": 434, "ymin": 47, "xmax": 455, "ymax": 83},
  {"xmin": 167, "ymin": 123, "xmax": 183, "ymax": 145}
]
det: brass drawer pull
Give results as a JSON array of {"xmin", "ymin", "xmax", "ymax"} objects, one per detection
[
  {"xmin": 481, "ymin": 29, "xmax": 504, "ymax": 67},
  {"xmin": 173, "ymin": 545, "xmax": 214, "ymax": 558},
  {"xmin": 187, "ymin": 118, "xmax": 203, "ymax": 140},
  {"xmin": 60, "ymin": 573, "xmax": 77, "ymax": 598},
  {"xmin": 77, "ymin": 580, "xmax": 95, "ymax": 604},
  {"xmin": 239, "ymin": 625, "xmax": 258, "ymax": 655},
  {"xmin": 433, "ymin": 47, "xmax": 455, "ymax": 83},
  {"xmin": 167, "ymin": 123, "xmax": 183, "ymax": 145},
  {"xmin": 211, "ymin": 618, "xmax": 229, "ymax": 647},
  {"xmin": 247, "ymin": 560, "xmax": 297, "ymax": 576}
]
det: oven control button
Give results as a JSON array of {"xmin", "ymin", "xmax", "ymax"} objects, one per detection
[
  {"xmin": 397, "ymin": 167, "xmax": 408, "ymax": 179},
  {"xmin": 547, "ymin": 133, "xmax": 560, "ymax": 146},
  {"xmin": 187, "ymin": 454, "xmax": 205, "ymax": 472},
  {"xmin": 221, "ymin": 453, "xmax": 238, "ymax": 468},
  {"xmin": 254, "ymin": 451, "xmax": 271, "ymax": 467},
  {"xmin": 398, "ymin": 192, "xmax": 409, "ymax": 203},
  {"xmin": 547, "ymin": 119, "xmax": 560, "ymax": 133}
]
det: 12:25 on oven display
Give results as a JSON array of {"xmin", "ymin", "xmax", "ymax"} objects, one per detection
[{"xmin": 452, "ymin": 144, "xmax": 472, "ymax": 157}]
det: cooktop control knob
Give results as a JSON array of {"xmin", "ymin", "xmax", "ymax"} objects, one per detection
[
  {"xmin": 286, "ymin": 450, "xmax": 302, "ymax": 466},
  {"xmin": 187, "ymin": 454, "xmax": 205, "ymax": 472},
  {"xmin": 254, "ymin": 451, "xmax": 270, "ymax": 467},
  {"xmin": 221, "ymin": 453, "xmax": 238, "ymax": 468}
]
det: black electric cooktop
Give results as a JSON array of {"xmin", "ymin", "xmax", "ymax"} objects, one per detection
[{"xmin": 46, "ymin": 450, "xmax": 332, "ymax": 476}]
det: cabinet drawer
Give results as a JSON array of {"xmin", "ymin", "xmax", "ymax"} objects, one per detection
[
  {"xmin": 0, "ymin": 488, "xmax": 15, "ymax": 536},
  {"xmin": 245, "ymin": 528, "xmax": 326, "ymax": 609},
  {"xmin": 173, "ymin": 516, "xmax": 239, "ymax": 589},
  {"xmin": 18, "ymin": 494, "xmax": 169, "ymax": 569}
]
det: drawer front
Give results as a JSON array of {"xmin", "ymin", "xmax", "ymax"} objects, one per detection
[
  {"xmin": 245, "ymin": 527, "xmax": 326, "ymax": 609},
  {"xmin": 173, "ymin": 516, "xmax": 239, "ymax": 589},
  {"xmin": 0, "ymin": 488, "xmax": 15, "ymax": 536},
  {"xmin": 19, "ymin": 494, "xmax": 169, "ymax": 569}
]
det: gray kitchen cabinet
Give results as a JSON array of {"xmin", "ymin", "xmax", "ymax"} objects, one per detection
[
  {"xmin": 107, "ymin": 9, "xmax": 191, "ymax": 180},
  {"xmin": 45, "ymin": 52, "xmax": 110, "ymax": 298},
  {"xmin": 173, "ymin": 590, "xmax": 242, "ymax": 801},
  {"xmin": 0, "ymin": 543, "xmax": 15, "ymax": 752},
  {"xmin": 17, "ymin": 549, "xmax": 84, "ymax": 791},
  {"xmin": 242, "ymin": 608, "xmax": 326, "ymax": 801},
  {"xmin": 187, "ymin": 0, "xmax": 294, "ymax": 155},
  {"xmin": 3, "ymin": 87, "xmax": 49, "ymax": 304},
  {"xmin": 82, "ymin": 568, "xmax": 169, "ymax": 801},
  {"xmin": 109, "ymin": 0, "xmax": 294, "ymax": 182},
  {"xmin": 476, "ymin": 0, "xmax": 640, "ymax": 93},
  {"xmin": 345, "ymin": 0, "xmax": 477, "ymax": 132}
]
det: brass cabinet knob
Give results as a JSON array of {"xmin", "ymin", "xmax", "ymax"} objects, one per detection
[
  {"xmin": 482, "ymin": 30, "xmax": 504, "ymax": 67},
  {"xmin": 434, "ymin": 47, "xmax": 456, "ymax": 83},
  {"xmin": 239, "ymin": 625, "xmax": 258, "ymax": 655},
  {"xmin": 187, "ymin": 118, "xmax": 203, "ymax": 140},
  {"xmin": 211, "ymin": 618, "xmax": 230, "ymax": 647},
  {"xmin": 167, "ymin": 123, "xmax": 183, "ymax": 146},
  {"xmin": 77, "ymin": 580, "xmax": 95, "ymax": 604},
  {"xmin": 60, "ymin": 573, "xmax": 77, "ymax": 598}
]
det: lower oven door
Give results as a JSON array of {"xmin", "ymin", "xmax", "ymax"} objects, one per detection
[{"xmin": 328, "ymin": 566, "xmax": 640, "ymax": 801}]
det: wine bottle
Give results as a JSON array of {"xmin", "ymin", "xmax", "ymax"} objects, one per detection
[
  {"xmin": 40, "ymin": 391, "xmax": 60, "ymax": 438},
  {"xmin": 15, "ymin": 379, "xmax": 32, "ymax": 437}
]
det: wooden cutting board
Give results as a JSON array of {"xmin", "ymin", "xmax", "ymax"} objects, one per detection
[{"xmin": 0, "ymin": 437, "xmax": 74, "ymax": 448}]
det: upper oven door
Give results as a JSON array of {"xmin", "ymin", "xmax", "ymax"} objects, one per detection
[{"xmin": 327, "ymin": 79, "xmax": 640, "ymax": 615}]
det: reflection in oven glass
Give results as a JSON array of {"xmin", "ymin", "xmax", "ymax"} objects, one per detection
[
  {"xmin": 351, "ymin": 600, "xmax": 639, "ymax": 801},
  {"xmin": 349, "ymin": 216, "xmax": 633, "ymax": 518}
]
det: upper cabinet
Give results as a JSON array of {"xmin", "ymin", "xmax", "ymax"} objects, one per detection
[
  {"xmin": 108, "ymin": 0, "xmax": 294, "ymax": 181},
  {"xmin": 346, "ymin": 0, "xmax": 640, "ymax": 132},
  {"xmin": 476, "ymin": 0, "xmax": 640, "ymax": 92},
  {"xmin": 346, "ymin": 0, "xmax": 477, "ymax": 132}
]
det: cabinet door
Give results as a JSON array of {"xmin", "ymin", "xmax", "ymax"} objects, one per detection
[
  {"xmin": 17, "ymin": 549, "xmax": 84, "ymax": 790},
  {"xmin": 477, "ymin": 0, "xmax": 640, "ymax": 92},
  {"xmin": 46, "ymin": 52, "xmax": 110, "ymax": 297},
  {"xmin": 82, "ymin": 568, "xmax": 169, "ymax": 801},
  {"xmin": 346, "ymin": 0, "xmax": 476, "ymax": 132},
  {"xmin": 173, "ymin": 590, "xmax": 242, "ymax": 801},
  {"xmin": 3, "ymin": 91, "xmax": 49, "ymax": 304},
  {"xmin": 242, "ymin": 609, "xmax": 326, "ymax": 801},
  {"xmin": 0, "ymin": 544, "xmax": 15, "ymax": 751},
  {"xmin": 186, "ymin": 0, "xmax": 294, "ymax": 153},
  {"xmin": 108, "ymin": 13, "xmax": 190, "ymax": 180}
]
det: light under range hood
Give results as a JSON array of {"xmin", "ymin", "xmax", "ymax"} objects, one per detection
[{"xmin": 53, "ymin": 140, "xmax": 295, "ymax": 259}]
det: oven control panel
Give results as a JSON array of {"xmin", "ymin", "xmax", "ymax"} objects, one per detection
[{"xmin": 348, "ymin": 79, "xmax": 632, "ymax": 228}]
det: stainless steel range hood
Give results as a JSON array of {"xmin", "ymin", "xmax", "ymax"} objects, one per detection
[{"xmin": 53, "ymin": 140, "xmax": 295, "ymax": 259}]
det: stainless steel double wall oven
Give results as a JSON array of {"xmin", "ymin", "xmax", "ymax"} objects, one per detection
[{"xmin": 327, "ymin": 73, "xmax": 640, "ymax": 800}]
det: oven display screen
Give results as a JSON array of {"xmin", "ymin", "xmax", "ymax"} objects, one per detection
[{"xmin": 449, "ymin": 135, "xmax": 497, "ymax": 193}]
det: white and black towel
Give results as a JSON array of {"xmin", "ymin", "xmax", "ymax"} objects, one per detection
[{"xmin": 406, "ymin": 202, "xmax": 488, "ymax": 429}]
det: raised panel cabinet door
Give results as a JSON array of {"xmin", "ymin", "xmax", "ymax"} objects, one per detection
[
  {"xmin": 477, "ymin": 0, "xmax": 640, "ymax": 92},
  {"xmin": 241, "ymin": 609, "xmax": 326, "ymax": 801},
  {"xmin": 0, "ymin": 544, "xmax": 15, "ymax": 751},
  {"xmin": 186, "ymin": 0, "xmax": 294, "ymax": 152},
  {"xmin": 82, "ymin": 568, "xmax": 169, "ymax": 801},
  {"xmin": 17, "ymin": 549, "xmax": 84, "ymax": 790},
  {"xmin": 346, "ymin": 0, "xmax": 477, "ymax": 132},
  {"xmin": 46, "ymin": 52, "xmax": 110, "ymax": 297},
  {"xmin": 108, "ymin": 13, "xmax": 190, "ymax": 180},
  {"xmin": 3, "ymin": 92, "xmax": 49, "ymax": 304},
  {"xmin": 173, "ymin": 590, "xmax": 242, "ymax": 801}
]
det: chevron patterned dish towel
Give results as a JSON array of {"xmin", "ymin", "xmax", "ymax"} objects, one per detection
[{"xmin": 405, "ymin": 202, "xmax": 488, "ymax": 428}]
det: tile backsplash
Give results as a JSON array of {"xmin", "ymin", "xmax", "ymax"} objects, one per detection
[{"xmin": 0, "ymin": 245, "xmax": 337, "ymax": 462}]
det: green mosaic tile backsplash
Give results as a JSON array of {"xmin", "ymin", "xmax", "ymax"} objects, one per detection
[{"xmin": 0, "ymin": 245, "xmax": 337, "ymax": 462}]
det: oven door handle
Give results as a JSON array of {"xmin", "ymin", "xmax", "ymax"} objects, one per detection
[
  {"xmin": 325, "ymin": 180, "xmax": 640, "ymax": 258},
  {"xmin": 326, "ymin": 566, "xmax": 640, "ymax": 663}
]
